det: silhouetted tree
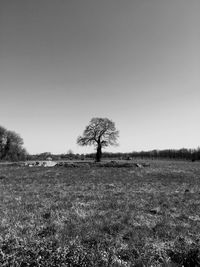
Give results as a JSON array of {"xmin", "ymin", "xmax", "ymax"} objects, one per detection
[{"xmin": 77, "ymin": 118, "xmax": 119, "ymax": 162}]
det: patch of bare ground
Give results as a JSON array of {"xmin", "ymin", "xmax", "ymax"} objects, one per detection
[{"xmin": 0, "ymin": 160, "xmax": 200, "ymax": 266}]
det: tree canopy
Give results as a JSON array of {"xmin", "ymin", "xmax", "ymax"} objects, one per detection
[
  {"xmin": 77, "ymin": 117, "xmax": 119, "ymax": 162},
  {"xmin": 0, "ymin": 126, "xmax": 27, "ymax": 161}
]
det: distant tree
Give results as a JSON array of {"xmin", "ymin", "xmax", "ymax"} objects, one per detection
[
  {"xmin": 37, "ymin": 152, "xmax": 51, "ymax": 160},
  {"xmin": 66, "ymin": 149, "xmax": 74, "ymax": 160},
  {"xmin": 77, "ymin": 118, "xmax": 119, "ymax": 162},
  {"xmin": 0, "ymin": 127, "xmax": 27, "ymax": 161},
  {"xmin": 67, "ymin": 149, "xmax": 74, "ymax": 155}
]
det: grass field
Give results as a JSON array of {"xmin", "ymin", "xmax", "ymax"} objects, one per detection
[{"xmin": 0, "ymin": 160, "xmax": 200, "ymax": 266}]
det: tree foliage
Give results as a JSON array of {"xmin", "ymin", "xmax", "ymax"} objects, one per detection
[
  {"xmin": 77, "ymin": 118, "xmax": 119, "ymax": 162},
  {"xmin": 0, "ymin": 126, "xmax": 27, "ymax": 161}
]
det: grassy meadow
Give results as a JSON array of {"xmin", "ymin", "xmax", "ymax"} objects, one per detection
[{"xmin": 0, "ymin": 160, "xmax": 200, "ymax": 266}]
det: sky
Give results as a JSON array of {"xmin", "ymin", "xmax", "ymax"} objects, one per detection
[{"xmin": 0, "ymin": 0, "xmax": 200, "ymax": 154}]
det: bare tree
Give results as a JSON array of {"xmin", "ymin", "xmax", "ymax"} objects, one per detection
[{"xmin": 77, "ymin": 118, "xmax": 119, "ymax": 162}]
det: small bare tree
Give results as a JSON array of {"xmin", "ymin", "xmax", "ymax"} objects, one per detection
[{"xmin": 77, "ymin": 117, "xmax": 119, "ymax": 162}]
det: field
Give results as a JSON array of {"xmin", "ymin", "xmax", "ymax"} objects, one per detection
[{"xmin": 0, "ymin": 160, "xmax": 200, "ymax": 266}]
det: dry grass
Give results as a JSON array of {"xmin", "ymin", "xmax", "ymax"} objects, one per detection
[{"xmin": 0, "ymin": 160, "xmax": 200, "ymax": 266}]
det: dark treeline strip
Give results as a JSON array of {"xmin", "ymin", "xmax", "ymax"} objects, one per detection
[
  {"xmin": 27, "ymin": 148, "xmax": 200, "ymax": 162},
  {"xmin": 86, "ymin": 148, "xmax": 200, "ymax": 161},
  {"xmin": 107, "ymin": 148, "xmax": 200, "ymax": 161}
]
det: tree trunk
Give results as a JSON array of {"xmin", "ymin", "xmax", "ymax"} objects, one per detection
[
  {"xmin": 1, "ymin": 140, "xmax": 10, "ymax": 160},
  {"xmin": 96, "ymin": 143, "xmax": 102, "ymax": 162}
]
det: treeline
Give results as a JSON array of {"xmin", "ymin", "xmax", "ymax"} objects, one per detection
[
  {"xmin": 0, "ymin": 126, "xmax": 27, "ymax": 161},
  {"xmin": 27, "ymin": 148, "xmax": 200, "ymax": 162},
  {"xmin": 131, "ymin": 148, "xmax": 200, "ymax": 161},
  {"xmin": 107, "ymin": 149, "xmax": 200, "ymax": 161},
  {"xmin": 99, "ymin": 148, "xmax": 200, "ymax": 161}
]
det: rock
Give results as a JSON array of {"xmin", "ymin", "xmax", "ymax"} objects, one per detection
[
  {"xmin": 135, "ymin": 163, "xmax": 142, "ymax": 168},
  {"xmin": 43, "ymin": 161, "xmax": 57, "ymax": 167},
  {"xmin": 149, "ymin": 207, "xmax": 161, "ymax": 215}
]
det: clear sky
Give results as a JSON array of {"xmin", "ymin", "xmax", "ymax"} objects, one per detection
[{"xmin": 0, "ymin": 0, "xmax": 200, "ymax": 154}]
